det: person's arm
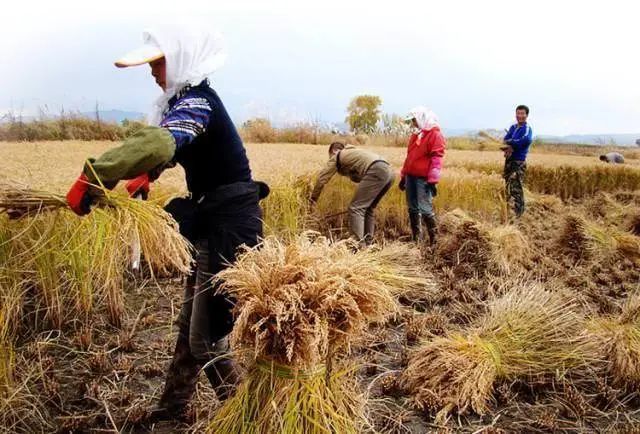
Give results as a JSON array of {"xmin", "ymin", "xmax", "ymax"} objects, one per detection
[
  {"xmin": 509, "ymin": 125, "xmax": 533, "ymax": 151},
  {"xmin": 82, "ymin": 94, "xmax": 213, "ymax": 187},
  {"xmin": 426, "ymin": 132, "xmax": 445, "ymax": 184},
  {"xmin": 310, "ymin": 157, "xmax": 338, "ymax": 202},
  {"xmin": 83, "ymin": 126, "xmax": 176, "ymax": 188},
  {"xmin": 160, "ymin": 95, "xmax": 213, "ymax": 153},
  {"xmin": 503, "ymin": 125, "xmax": 515, "ymax": 143}
]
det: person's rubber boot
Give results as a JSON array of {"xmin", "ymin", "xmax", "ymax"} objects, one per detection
[
  {"xmin": 423, "ymin": 214, "xmax": 438, "ymax": 246},
  {"xmin": 409, "ymin": 213, "xmax": 422, "ymax": 242},
  {"xmin": 203, "ymin": 357, "xmax": 240, "ymax": 401},
  {"xmin": 150, "ymin": 333, "xmax": 200, "ymax": 422}
]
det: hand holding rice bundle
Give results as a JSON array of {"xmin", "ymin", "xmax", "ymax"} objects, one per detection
[{"xmin": 0, "ymin": 183, "xmax": 192, "ymax": 328}]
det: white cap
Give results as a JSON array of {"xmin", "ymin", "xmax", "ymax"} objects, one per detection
[{"xmin": 114, "ymin": 43, "xmax": 164, "ymax": 68}]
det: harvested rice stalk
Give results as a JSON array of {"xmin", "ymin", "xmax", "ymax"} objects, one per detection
[
  {"xmin": 363, "ymin": 241, "xmax": 434, "ymax": 302},
  {"xmin": 208, "ymin": 233, "xmax": 402, "ymax": 433},
  {"xmin": 559, "ymin": 214, "xmax": 640, "ymax": 262},
  {"xmin": 486, "ymin": 225, "xmax": 530, "ymax": 274},
  {"xmin": 0, "ymin": 183, "xmax": 192, "ymax": 330},
  {"xmin": 435, "ymin": 210, "xmax": 530, "ymax": 275},
  {"xmin": 0, "ymin": 183, "xmax": 192, "ymax": 276},
  {"xmin": 401, "ymin": 285, "xmax": 595, "ymax": 420},
  {"xmin": 211, "ymin": 361, "xmax": 363, "ymax": 434},
  {"xmin": 220, "ymin": 233, "xmax": 398, "ymax": 368},
  {"xmin": 589, "ymin": 294, "xmax": 640, "ymax": 389},
  {"xmin": 436, "ymin": 210, "xmax": 492, "ymax": 271}
]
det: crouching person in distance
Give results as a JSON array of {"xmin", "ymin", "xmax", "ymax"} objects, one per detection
[
  {"xmin": 65, "ymin": 25, "xmax": 268, "ymax": 420},
  {"xmin": 399, "ymin": 107, "xmax": 446, "ymax": 245},
  {"xmin": 310, "ymin": 142, "xmax": 394, "ymax": 246}
]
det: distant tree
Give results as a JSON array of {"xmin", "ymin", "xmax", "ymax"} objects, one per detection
[
  {"xmin": 636, "ymin": 138, "xmax": 640, "ymax": 147},
  {"xmin": 345, "ymin": 95, "xmax": 382, "ymax": 134}
]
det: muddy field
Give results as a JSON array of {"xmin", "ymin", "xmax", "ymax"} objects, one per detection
[{"xmin": 1, "ymin": 141, "xmax": 640, "ymax": 433}]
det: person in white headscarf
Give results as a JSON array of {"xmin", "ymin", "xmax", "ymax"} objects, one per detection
[
  {"xmin": 399, "ymin": 107, "xmax": 446, "ymax": 245},
  {"xmin": 65, "ymin": 24, "xmax": 268, "ymax": 420}
]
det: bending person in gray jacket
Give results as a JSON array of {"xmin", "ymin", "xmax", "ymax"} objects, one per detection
[
  {"xmin": 310, "ymin": 142, "xmax": 394, "ymax": 245},
  {"xmin": 600, "ymin": 152, "xmax": 625, "ymax": 164}
]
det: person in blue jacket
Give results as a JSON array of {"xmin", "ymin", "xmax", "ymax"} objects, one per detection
[{"xmin": 501, "ymin": 105, "xmax": 533, "ymax": 217}]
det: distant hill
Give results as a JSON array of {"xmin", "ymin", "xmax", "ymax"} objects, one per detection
[{"xmin": 537, "ymin": 134, "xmax": 640, "ymax": 147}]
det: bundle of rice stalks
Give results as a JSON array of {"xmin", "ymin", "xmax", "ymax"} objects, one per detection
[
  {"xmin": 435, "ymin": 210, "xmax": 530, "ymax": 276},
  {"xmin": 559, "ymin": 214, "xmax": 640, "ymax": 263},
  {"xmin": 486, "ymin": 225, "xmax": 531, "ymax": 273},
  {"xmin": 435, "ymin": 210, "xmax": 491, "ymax": 272},
  {"xmin": 589, "ymin": 294, "xmax": 640, "ymax": 389},
  {"xmin": 0, "ymin": 183, "xmax": 192, "ymax": 328},
  {"xmin": 400, "ymin": 285, "xmax": 595, "ymax": 420},
  {"xmin": 527, "ymin": 193, "xmax": 564, "ymax": 215},
  {"xmin": 364, "ymin": 241, "xmax": 434, "ymax": 303},
  {"xmin": 208, "ymin": 233, "xmax": 404, "ymax": 433}
]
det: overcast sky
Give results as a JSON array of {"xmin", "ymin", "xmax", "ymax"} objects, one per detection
[{"xmin": 2, "ymin": 0, "xmax": 639, "ymax": 135}]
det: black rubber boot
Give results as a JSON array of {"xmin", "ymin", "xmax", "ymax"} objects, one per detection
[
  {"xmin": 422, "ymin": 215, "xmax": 438, "ymax": 246},
  {"xmin": 409, "ymin": 213, "xmax": 422, "ymax": 242},
  {"xmin": 152, "ymin": 332, "xmax": 200, "ymax": 422}
]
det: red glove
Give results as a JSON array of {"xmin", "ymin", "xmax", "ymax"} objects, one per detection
[
  {"xmin": 66, "ymin": 173, "xmax": 92, "ymax": 216},
  {"xmin": 125, "ymin": 173, "xmax": 150, "ymax": 199}
]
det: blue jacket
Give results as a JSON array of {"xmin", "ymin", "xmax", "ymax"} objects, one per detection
[{"xmin": 504, "ymin": 123, "xmax": 533, "ymax": 161}]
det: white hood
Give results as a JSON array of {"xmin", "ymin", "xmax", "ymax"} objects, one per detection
[
  {"xmin": 407, "ymin": 106, "xmax": 440, "ymax": 131},
  {"xmin": 145, "ymin": 25, "xmax": 227, "ymax": 125}
]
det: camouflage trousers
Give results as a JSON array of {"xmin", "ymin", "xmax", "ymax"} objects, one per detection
[{"xmin": 503, "ymin": 159, "xmax": 526, "ymax": 218}]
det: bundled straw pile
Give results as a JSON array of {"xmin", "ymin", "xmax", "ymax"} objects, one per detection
[
  {"xmin": 208, "ymin": 233, "xmax": 406, "ymax": 433},
  {"xmin": 401, "ymin": 285, "xmax": 595, "ymax": 420},
  {"xmin": 560, "ymin": 214, "xmax": 640, "ymax": 263},
  {"xmin": 590, "ymin": 294, "xmax": 640, "ymax": 389},
  {"xmin": 0, "ymin": 183, "xmax": 192, "ymax": 329},
  {"xmin": 435, "ymin": 210, "xmax": 530, "ymax": 275}
]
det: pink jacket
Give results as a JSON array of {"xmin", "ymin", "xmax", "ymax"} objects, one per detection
[{"xmin": 400, "ymin": 127, "xmax": 446, "ymax": 183}]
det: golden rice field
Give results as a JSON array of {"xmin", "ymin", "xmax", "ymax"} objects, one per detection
[{"xmin": 1, "ymin": 139, "xmax": 640, "ymax": 433}]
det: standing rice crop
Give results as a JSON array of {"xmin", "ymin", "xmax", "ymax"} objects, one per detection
[
  {"xmin": 400, "ymin": 285, "xmax": 595, "ymax": 420},
  {"xmin": 208, "ymin": 233, "xmax": 406, "ymax": 433}
]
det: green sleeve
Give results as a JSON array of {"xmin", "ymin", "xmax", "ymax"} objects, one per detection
[{"xmin": 83, "ymin": 126, "xmax": 176, "ymax": 188}]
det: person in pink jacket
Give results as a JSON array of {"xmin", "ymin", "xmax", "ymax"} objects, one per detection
[{"xmin": 399, "ymin": 107, "xmax": 446, "ymax": 245}]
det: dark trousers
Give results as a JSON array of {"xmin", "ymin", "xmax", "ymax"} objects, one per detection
[
  {"xmin": 160, "ymin": 184, "xmax": 262, "ymax": 411},
  {"xmin": 504, "ymin": 159, "xmax": 527, "ymax": 217}
]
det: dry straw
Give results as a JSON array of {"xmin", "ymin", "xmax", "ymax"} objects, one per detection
[
  {"xmin": 401, "ymin": 285, "xmax": 596, "ymax": 421},
  {"xmin": 560, "ymin": 214, "xmax": 640, "ymax": 263},
  {"xmin": 0, "ymin": 182, "xmax": 192, "ymax": 377},
  {"xmin": 435, "ymin": 209, "xmax": 531, "ymax": 275},
  {"xmin": 589, "ymin": 294, "xmax": 640, "ymax": 389},
  {"xmin": 208, "ymin": 233, "xmax": 412, "ymax": 433}
]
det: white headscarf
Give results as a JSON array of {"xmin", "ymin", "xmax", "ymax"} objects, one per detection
[
  {"xmin": 145, "ymin": 25, "xmax": 227, "ymax": 125},
  {"xmin": 408, "ymin": 106, "xmax": 440, "ymax": 132}
]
